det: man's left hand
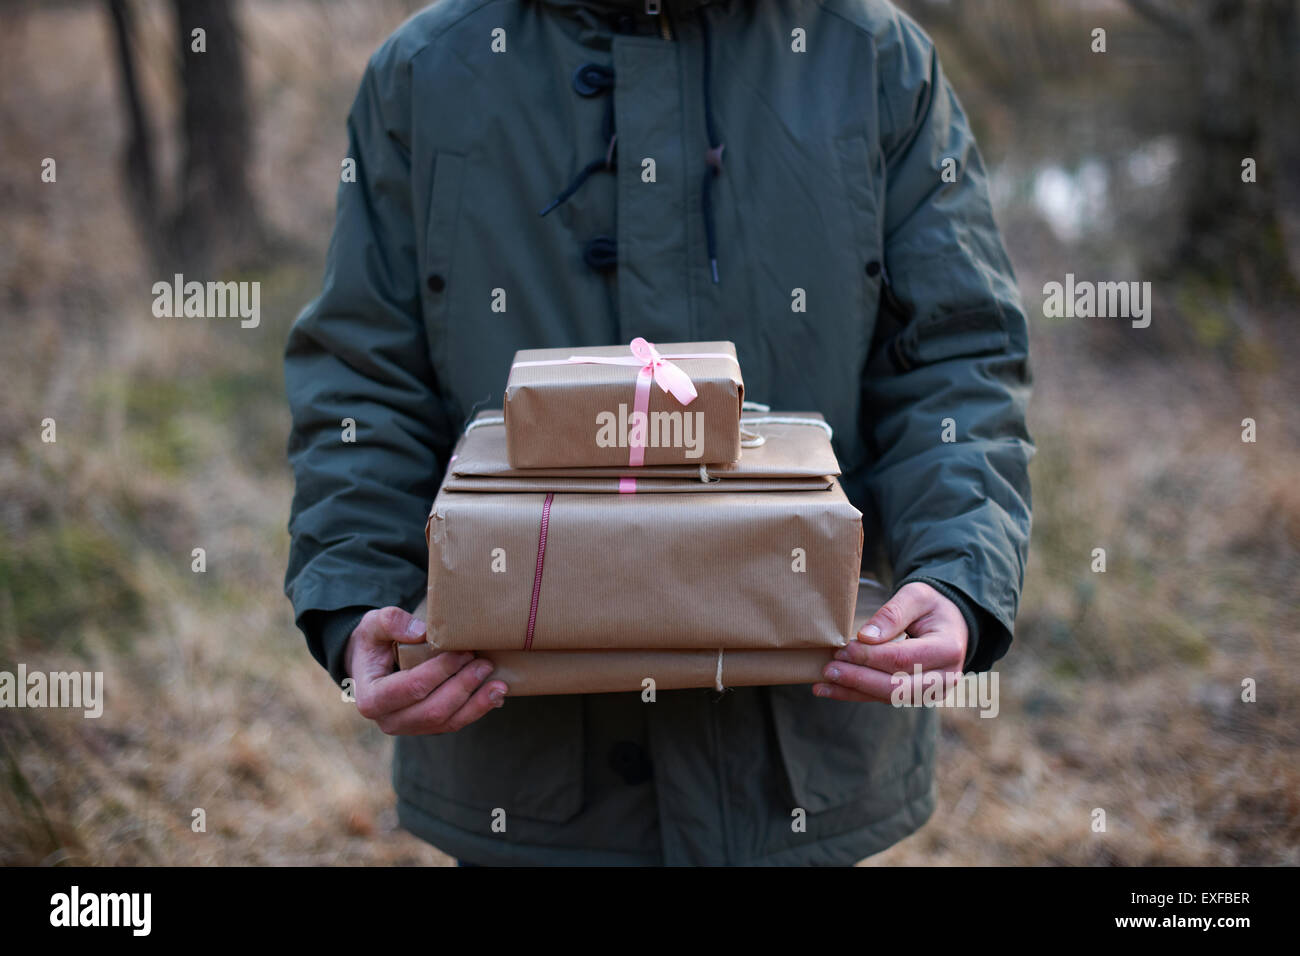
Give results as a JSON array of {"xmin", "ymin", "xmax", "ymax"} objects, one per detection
[{"xmin": 813, "ymin": 581, "xmax": 968, "ymax": 702}]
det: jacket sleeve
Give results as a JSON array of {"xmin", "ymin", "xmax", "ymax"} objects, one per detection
[
  {"xmin": 283, "ymin": 49, "xmax": 456, "ymax": 685},
  {"xmin": 862, "ymin": 17, "xmax": 1034, "ymax": 673}
]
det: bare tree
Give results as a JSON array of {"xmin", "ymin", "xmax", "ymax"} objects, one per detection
[
  {"xmin": 106, "ymin": 0, "xmax": 163, "ymax": 262},
  {"xmin": 172, "ymin": 0, "xmax": 262, "ymax": 270},
  {"xmin": 1126, "ymin": 0, "xmax": 1300, "ymax": 291},
  {"xmin": 105, "ymin": 0, "xmax": 263, "ymax": 273}
]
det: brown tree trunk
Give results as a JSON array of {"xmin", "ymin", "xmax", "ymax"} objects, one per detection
[
  {"xmin": 1128, "ymin": 0, "xmax": 1298, "ymax": 293},
  {"xmin": 105, "ymin": 0, "xmax": 164, "ymax": 262},
  {"xmin": 171, "ymin": 0, "xmax": 262, "ymax": 271},
  {"xmin": 1260, "ymin": 0, "xmax": 1300, "ymax": 285}
]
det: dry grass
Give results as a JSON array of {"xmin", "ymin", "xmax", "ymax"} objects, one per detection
[
  {"xmin": 1, "ymin": 0, "xmax": 1296, "ymax": 866},
  {"xmin": 868, "ymin": 343, "xmax": 1300, "ymax": 866},
  {"xmin": 1, "ymin": 0, "xmax": 449, "ymax": 866}
]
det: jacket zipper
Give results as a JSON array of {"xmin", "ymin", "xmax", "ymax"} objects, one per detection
[{"xmin": 647, "ymin": 0, "xmax": 674, "ymax": 40}]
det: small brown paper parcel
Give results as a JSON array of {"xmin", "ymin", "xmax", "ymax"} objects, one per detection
[
  {"xmin": 503, "ymin": 341, "xmax": 744, "ymax": 468},
  {"xmin": 399, "ymin": 580, "xmax": 890, "ymax": 696},
  {"xmin": 426, "ymin": 412, "xmax": 863, "ymax": 652},
  {"xmin": 451, "ymin": 409, "xmax": 840, "ymax": 485}
]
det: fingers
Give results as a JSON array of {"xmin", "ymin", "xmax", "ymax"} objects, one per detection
[
  {"xmin": 822, "ymin": 583, "xmax": 972, "ymax": 704},
  {"xmin": 832, "ymin": 631, "xmax": 963, "ymax": 674},
  {"xmin": 818, "ymin": 659, "xmax": 897, "ymax": 700},
  {"xmin": 345, "ymin": 606, "xmax": 509, "ymax": 734},
  {"xmin": 348, "ymin": 606, "xmax": 437, "ymax": 694},
  {"xmin": 817, "ymin": 658, "xmax": 965, "ymax": 702},
  {"xmin": 377, "ymin": 658, "xmax": 507, "ymax": 735},
  {"xmin": 355, "ymin": 651, "xmax": 475, "ymax": 719},
  {"xmin": 858, "ymin": 581, "xmax": 936, "ymax": 643},
  {"xmin": 433, "ymin": 678, "xmax": 507, "ymax": 734},
  {"xmin": 812, "ymin": 680, "xmax": 885, "ymax": 703}
]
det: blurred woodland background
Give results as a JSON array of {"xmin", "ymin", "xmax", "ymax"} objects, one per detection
[{"xmin": 1, "ymin": 0, "xmax": 1296, "ymax": 865}]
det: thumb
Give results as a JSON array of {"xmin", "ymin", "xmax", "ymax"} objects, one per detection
[
  {"xmin": 858, "ymin": 582, "xmax": 934, "ymax": 644},
  {"xmin": 356, "ymin": 606, "xmax": 428, "ymax": 646}
]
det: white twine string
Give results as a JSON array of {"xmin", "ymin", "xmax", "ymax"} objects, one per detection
[
  {"xmin": 715, "ymin": 649, "xmax": 725, "ymax": 692},
  {"xmin": 740, "ymin": 415, "xmax": 834, "ymax": 448},
  {"xmin": 464, "ymin": 415, "xmax": 505, "ymax": 433}
]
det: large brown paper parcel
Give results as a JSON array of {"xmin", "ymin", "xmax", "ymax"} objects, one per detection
[
  {"xmin": 398, "ymin": 580, "xmax": 889, "ymax": 695},
  {"xmin": 426, "ymin": 412, "xmax": 863, "ymax": 652},
  {"xmin": 503, "ymin": 341, "xmax": 744, "ymax": 468}
]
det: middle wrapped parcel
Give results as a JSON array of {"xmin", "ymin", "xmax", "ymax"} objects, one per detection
[{"xmin": 425, "ymin": 411, "xmax": 864, "ymax": 652}]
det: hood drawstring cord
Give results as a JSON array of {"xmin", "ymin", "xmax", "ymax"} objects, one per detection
[
  {"xmin": 698, "ymin": 8, "xmax": 723, "ymax": 284},
  {"xmin": 540, "ymin": 9, "xmax": 724, "ymax": 284}
]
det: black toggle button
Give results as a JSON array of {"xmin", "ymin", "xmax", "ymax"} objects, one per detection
[
  {"xmin": 583, "ymin": 235, "xmax": 618, "ymax": 272},
  {"xmin": 865, "ymin": 260, "xmax": 881, "ymax": 278},
  {"xmin": 572, "ymin": 62, "xmax": 615, "ymax": 97},
  {"xmin": 426, "ymin": 274, "xmax": 445, "ymax": 293}
]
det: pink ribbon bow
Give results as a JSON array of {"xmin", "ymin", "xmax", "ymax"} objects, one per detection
[
  {"xmin": 629, "ymin": 337, "xmax": 700, "ymax": 406},
  {"xmin": 563, "ymin": 337, "xmax": 700, "ymax": 467},
  {"xmin": 600, "ymin": 336, "xmax": 699, "ymax": 405}
]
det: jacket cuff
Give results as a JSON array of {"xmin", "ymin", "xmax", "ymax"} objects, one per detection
[
  {"xmin": 896, "ymin": 575, "xmax": 982, "ymax": 672},
  {"xmin": 298, "ymin": 606, "xmax": 372, "ymax": 688}
]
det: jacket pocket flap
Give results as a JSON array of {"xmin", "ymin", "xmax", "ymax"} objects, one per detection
[{"xmin": 397, "ymin": 694, "xmax": 584, "ymax": 823}]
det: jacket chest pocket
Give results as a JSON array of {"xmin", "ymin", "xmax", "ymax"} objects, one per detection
[{"xmin": 422, "ymin": 151, "xmax": 467, "ymax": 374}]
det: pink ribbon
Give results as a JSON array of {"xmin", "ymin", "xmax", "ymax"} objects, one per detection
[
  {"xmin": 513, "ymin": 338, "xmax": 725, "ymax": 467},
  {"xmin": 582, "ymin": 338, "xmax": 698, "ymax": 466},
  {"xmin": 524, "ymin": 492, "xmax": 554, "ymax": 650}
]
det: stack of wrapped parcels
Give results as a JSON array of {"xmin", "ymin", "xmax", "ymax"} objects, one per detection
[{"xmin": 397, "ymin": 339, "xmax": 874, "ymax": 695}]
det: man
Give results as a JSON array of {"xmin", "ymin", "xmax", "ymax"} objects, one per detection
[{"xmin": 285, "ymin": 0, "xmax": 1032, "ymax": 865}]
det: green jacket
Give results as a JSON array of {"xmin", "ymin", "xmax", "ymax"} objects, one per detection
[{"xmin": 285, "ymin": 0, "xmax": 1032, "ymax": 865}]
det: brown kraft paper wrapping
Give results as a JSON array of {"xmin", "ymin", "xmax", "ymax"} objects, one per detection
[
  {"xmin": 398, "ymin": 580, "xmax": 890, "ymax": 695},
  {"xmin": 453, "ymin": 410, "xmax": 840, "ymax": 481},
  {"xmin": 426, "ymin": 411, "xmax": 862, "ymax": 651},
  {"xmin": 503, "ymin": 341, "xmax": 744, "ymax": 468},
  {"xmin": 426, "ymin": 481, "xmax": 863, "ymax": 651}
]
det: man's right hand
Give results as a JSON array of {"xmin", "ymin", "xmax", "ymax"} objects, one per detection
[{"xmin": 345, "ymin": 606, "xmax": 507, "ymax": 735}]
